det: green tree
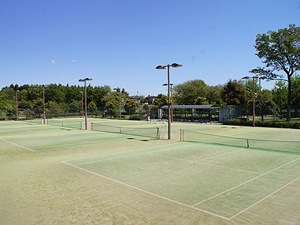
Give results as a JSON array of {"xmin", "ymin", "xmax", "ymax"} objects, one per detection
[
  {"xmin": 154, "ymin": 94, "xmax": 168, "ymax": 108},
  {"xmin": 0, "ymin": 91, "xmax": 9, "ymax": 109},
  {"xmin": 206, "ymin": 85, "xmax": 223, "ymax": 105},
  {"xmin": 291, "ymin": 74, "xmax": 300, "ymax": 105},
  {"xmin": 242, "ymin": 78, "xmax": 261, "ymax": 103},
  {"xmin": 93, "ymin": 85, "xmax": 111, "ymax": 107},
  {"xmin": 221, "ymin": 80, "xmax": 247, "ymax": 105},
  {"xmin": 256, "ymin": 91, "xmax": 277, "ymax": 121},
  {"xmin": 125, "ymin": 98, "xmax": 138, "ymax": 114},
  {"xmin": 194, "ymin": 97, "xmax": 209, "ymax": 105},
  {"xmin": 271, "ymin": 80, "xmax": 288, "ymax": 107},
  {"xmin": 173, "ymin": 79, "xmax": 209, "ymax": 105},
  {"xmin": 251, "ymin": 24, "xmax": 300, "ymax": 121}
]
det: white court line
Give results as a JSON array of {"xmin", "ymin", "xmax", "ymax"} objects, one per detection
[
  {"xmin": 0, "ymin": 137, "xmax": 35, "ymax": 152},
  {"xmin": 61, "ymin": 160, "xmax": 231, "ymax": 221},
  {"xmin": 230, "ymin": 175, "xmax": 300, "ymax": 219},
  {"xmin": 68, "ymin": 142, "xmax": 194, "ymax": 165},
  {"xmin": 193, "ymin": 156, "xmax": 300, "ymax": 207}
]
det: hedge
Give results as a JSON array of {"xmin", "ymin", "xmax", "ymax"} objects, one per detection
[{"xmin": 223, "ymin": 119, "xmax": 300, "ymax": 129}]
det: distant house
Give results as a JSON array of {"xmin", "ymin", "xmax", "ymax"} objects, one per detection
[
  {"xmin": 145, "ymin": 95, "xmax": 156, "ymax": 104},
  {"xmin": 130, "ymin": 95, "xmax": 157, "ymax": 105},
  {"xmin": 130, "ymin": 95, "xmax": 141, "ymax": 105}
]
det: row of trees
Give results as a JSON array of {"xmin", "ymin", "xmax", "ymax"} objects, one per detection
[
  {"xmin": 168, "ymin": 76, "xmax": 300, "ymax": 108},
  {"xmin": 0, "ymin": 75, "xmax": 299, "ymax": 119},
  {"xmin": 0, "ymin": 84, "xmax": 141, "ymax": 118}
]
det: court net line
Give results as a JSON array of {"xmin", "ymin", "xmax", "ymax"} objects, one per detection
[
  {"xmin": 180, "ymin": 129, "xmax": 300, "ymax": 151},
  {"xmin": 91, "ymin": 122, "xmax": 160, "ymax": 139}
]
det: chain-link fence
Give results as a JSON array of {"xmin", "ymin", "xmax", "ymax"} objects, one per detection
[
  {"xmin": 220, "ymin": 105, "xmax": 300, "ymax": 122},
  {"xmin": 1, "ymin": 105, "xmax": 299, "ymax": 122}
]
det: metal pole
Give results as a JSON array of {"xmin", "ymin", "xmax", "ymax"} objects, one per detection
[
  {"xmin": 253, "ymin": 77, "xmax": 255, "ymax": 127},
  {"xmin": 171, "ymin": 84, "xmax": 173, "ymax": 123},
  {"xmin": 16, "ymin": 91, "xmax": 18, "ymax": 121},
  {"xmin": 119, "ymin": 89, "xmax": 121, "ymax": 120},
  {"xmin": 43, "ymin": 85, "xmax": 46, "ymax": 124},
  {"xmin": 167, "ymin": 65, "xmax": 171, "ymax": 140},
  {"xmin": 81, "ymin": 92, "xmax": 84, "ymax": 118},
  {"xmin": 84, "ymin": 80, "xmax": 88, "ymax": 130}
]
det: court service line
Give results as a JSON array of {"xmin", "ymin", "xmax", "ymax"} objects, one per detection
[
  {"xmin": 0, "ymin": 137, "xmax": 36, "ymax": 152},
  {"xmin": 62, "ymin": 160, "xmax": 231, "ymax": 221},
  {"xmin": 193, "ymin": 156, "xmax": 300, "ymax": 207},
  {"xmin": 230, "ymin": 175, "xmax": 300, "ymax": 219},
  {"xmin": 68, "ymin": 142, "xmax": 194, "ymax": 165}
]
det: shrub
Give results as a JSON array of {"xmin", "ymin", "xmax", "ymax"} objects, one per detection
[
  {"xmin": 223, "ymin": 119, "xmax": 300, "ymax": 129},
  {"xmin": 129, "ymin": 114, "xmax": 141, "ymax": 120}
]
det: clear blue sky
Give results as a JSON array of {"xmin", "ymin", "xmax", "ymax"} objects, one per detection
[{"xmin": 1, "ymin": 0, "xmax": 300, "ymax": 96}]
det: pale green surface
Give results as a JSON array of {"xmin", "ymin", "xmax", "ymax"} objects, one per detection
[{"xmin": 1, "ymin": 119, "xmax": 300, "ymax": 224}]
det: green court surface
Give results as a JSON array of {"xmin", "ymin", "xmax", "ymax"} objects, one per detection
[{"xmin": 1, "ymin": 118, "xmax": 300, "ymax": 224}]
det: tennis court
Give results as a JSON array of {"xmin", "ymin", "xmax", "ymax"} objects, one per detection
[{"xmin": 1, "ymin": 119, "xmax": 300, "ymax": 224}]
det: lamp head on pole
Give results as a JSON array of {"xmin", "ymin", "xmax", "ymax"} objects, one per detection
[
  {"xmin": 171, "ymin": 63, "xmax": 182, "ymax": 68},
  {"xmin": 242, "ymin": 76, "xmax": 250, "ymax": 80},
  {"xmin": 79, "ymin": 78, "xmax": 93, "ymax": 82},
  {"xmin": 156, "ymin": 65, "xmax": 166, "ymax": 70}
]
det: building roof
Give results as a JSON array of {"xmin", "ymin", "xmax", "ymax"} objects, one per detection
[{"xmin": 161, "ymin": 105, "xmax": 220, "ymax": 109}]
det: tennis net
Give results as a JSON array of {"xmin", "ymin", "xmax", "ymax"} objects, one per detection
[
  {"xmin": 180, "ymin": 129, "xmax": 300, "ymax": 154},
  {"xmin": 91, "ymin": 123, "xmax": 160, "ymax": 139},
  {"xmin": 47, "ymin": 119, "xmax": 83, "ymax": 129}
]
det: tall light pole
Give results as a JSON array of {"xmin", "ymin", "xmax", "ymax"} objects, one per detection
[
  {"xmin": 80, "ymin": 91, "xmax": 84, "ymax": 118},
  {"xmin": 42, "ymin": 85, "xmax": 46, "ymax": 124},
  {"xmin": 156, "ymin": 63, "xmax": 182, "ymax": 139},
  {"xmin": 163, "ymin": 83, "xmax": 173, "ymax": 122},
  {"xmin": 79, "ymin": 78, "xmax": 92, "ymax": 130},
  {"xmin": 242, "ymin": 76, "xmax": 258, "ymax": 127},
  {"xmin": 15, "ymin": 90, "xmax": 19, "ymax": 121},
  {"xmin": 113, "ymin": 87, "xmax": 122, "ymax": 120}
]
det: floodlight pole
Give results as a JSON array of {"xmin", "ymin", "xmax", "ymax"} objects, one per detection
[
  {"xmin": 80, "ymin": 91, "xmax": 84, "ymax": 118},
  {"xmin": 156, "ymin": 63, "xmax": 182, "ymax": 139},
  {"xmin": 79, "ymin": 78, "xmax": 93, "ymax": 130},
  {"xmin": 15, "ymin": 90, "xmax": 19, "ymax": 121},
  {"xmin": 163, "ymin": 83, "xmax": 173, "ymax": 122},
  {"xmin": 42, "ymin": 85, "xmax": 46, "ymax": 124},
  {"xmin": 242, "ymin": 76, "xmax": 258, "ymax": 127},
  {"xmin": 114, "ymin": 88, "xmax": 122, "ymax": 120}
]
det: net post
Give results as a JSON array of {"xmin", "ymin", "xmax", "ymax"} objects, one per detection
[
  {"xmin": 180, "ymin": 129, "xmax": 182, "ymax": 141},
  {"xmin": 247, "ymin": 139, "xmax": 249, "ymax": 148},
  {"xmin": 156, "ymin": 127, "xmax": 160, "ymax": 139},
  {"xmin": 120, "ymin": 127, "xmax": 122, "ymax": 134},
  {"xmin": 90, "ymin": 122, "xmax": 93, "ymax": 130},
  {"xmin": 180, "ymin": 129, "xmax": 184, "ymax": 141}
]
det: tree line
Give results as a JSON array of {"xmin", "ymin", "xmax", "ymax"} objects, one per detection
[{"xmin": 1, "ymin": 75, "xmax": 299, "ymax": 109}]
